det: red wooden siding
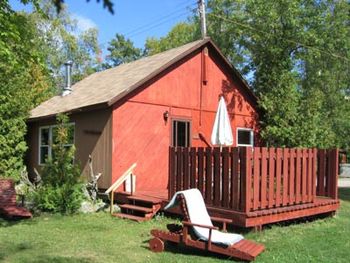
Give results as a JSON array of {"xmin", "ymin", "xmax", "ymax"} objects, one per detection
[
  {"xmin": 169, "ymin": 147, "xmax": 338, "ymax": 213},
  {"xmin": 112, "ymin": 45, "xmax": 259, "ymax": 192}
]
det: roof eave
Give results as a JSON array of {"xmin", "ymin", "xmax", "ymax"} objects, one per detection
[{"xmin": 27, "ymin": 101, "xmax": 109, "ymax": 123}]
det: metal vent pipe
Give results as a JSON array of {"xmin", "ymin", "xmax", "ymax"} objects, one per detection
[{"xmin": 62, "ymin": 60, "xmax": 73, "ymax": 96}]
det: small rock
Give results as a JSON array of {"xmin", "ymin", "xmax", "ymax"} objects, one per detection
[{"xmin": 79, "ymin": 200, "xmax": 106, "ymax": 213}]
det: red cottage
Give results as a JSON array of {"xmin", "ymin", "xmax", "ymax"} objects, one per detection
[
  {"xmin": 26, "ymin": 38, "xmax": 339, "ymax": 227},
  {"xmin": 27, "ymin": 38, "xmax": 259, "ymax": 192}
]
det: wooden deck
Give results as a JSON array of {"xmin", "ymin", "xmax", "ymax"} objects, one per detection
[
  {"xmin": 165, "ymin": 146, "xmax": 340, "ymax": 228},
  {"xmin": 115, "ymin": 190, "xmax": 339, "ymax": 228},
  {"xmin": 114, "ymin": 146, "xmax": 340, "ymax": 228}
]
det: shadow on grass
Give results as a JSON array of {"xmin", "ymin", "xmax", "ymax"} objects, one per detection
[
  {"xmin": 0, "ymin": 216, "xmax": 37, "ymax": 228},
  {"xmin": 339, "ymin": 187, "xmax": 350, "ymax": 202},
  {"xmin": 26, "ymin": 256, "xmax": 94, "ymax": 263},
  {"xmin": 141, "ymin": 240, "xmax": 236, "ymax": 262},
  {"xmin": 0, "ymin": 240, "xmax": 35, "ymax": 261},
  {"xmin": 0, "ymin": 243, "xmax": 93, "ymax": 263}
]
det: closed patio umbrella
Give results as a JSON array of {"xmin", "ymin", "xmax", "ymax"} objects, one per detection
[{"xmin": 210, "ymin": 96, "xmax": 233, "ymax": 148}]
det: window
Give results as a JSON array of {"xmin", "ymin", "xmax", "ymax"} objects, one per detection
[
  {"xmin": 172, "ymin": 120, "xmax": 191, "ymax": 147},
  {"xmin": 39, "ymin": 124, "xmax": 75, "ymax": 165},
  {"xmin": 237, "ymin": 128, "xmax": 254, "ymax": 147}
]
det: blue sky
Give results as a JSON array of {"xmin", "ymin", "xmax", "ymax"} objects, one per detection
[{"xmin": 10, "ymin": 0, "xmax": 199, "ymax": 50}]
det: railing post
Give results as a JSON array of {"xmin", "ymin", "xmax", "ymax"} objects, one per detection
[
  {"xmin": 130, "ymin": 173, "xmax": 134, "ymax": 196},
  {"xmin": 240, "ymin": 147, "xmax": 252, "ymax": 213},
  {"xmin": 168, "ymin": 147, "xmax": 176, "ymax": 200},
  {"xmin": 317, "ymin": 149, "xmax": 326, "ymax": 196},
  {"xmin": 110, "ymin": 191, "xmax": 114, "ymax": 214},
  {"xmin": 329, "ymin": 149, "xmax": 339, "ymax": 199}
]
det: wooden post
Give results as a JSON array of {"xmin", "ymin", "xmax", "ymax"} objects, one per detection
[
  {"xmin": 198, "ymin": 148, "xmax": 204, "ymax": 194},
  {"xmin": 213, "ymin": 147, "xmax": 221, "ymax": 206},
  {"xmin": 205, "ymin": 147, "xmax": 212, "ymax": 205},
  {"xmin": 317, "ymin": 149, "xmax": 326, "ymax": 196},
  {"xmin": 190, "ymin": 147, "xmax": 197, "ymax": 189},
  {"xmin": 130, "ymin": 173, "xmax": 134, "ymax": 196},
  {"xmin": 261, "ymin": 147, "xmax": 267, "ymax": 209},
  {"xmin": 110, "ymin": 191, "xmax": 114, "ymax": 214},
  {"xmin": 301, "ymin": 149, "xmax": 307, "ymax": 203},
  {"xmin": 177, "ymin": 147, "xmax": 183, "ymax": 191},
  {"xmin": 296, "ymin": 149, "xmax": 301, "ymax": 203},
  {"xmin": 275, "ymin": 148, "xmax": 282, "ymax": 207},
  {"xmin": 307, "ymin": 149, "xmax": 314, "ymax": 202},
  {"xmin": 168, "ymin": 147, "xmax": 175, "ymax": 200},
  {"xmin": 312, "ymin": 149, "xmax": 317, "ymax": 202},
  {"xmin": 268, "ymin": 148, "xmax": 275, "ymax": 208},
  {"xmin": 183, "ymin": 148, "xmax": 190, "ymax": 189},
  {"xmin": 329, "ymin": 149, "xmax": 339, "ymax": 199},
  {"xmin": 282, "ymin": 148, "xmax": 289, "ymax": 206},
  {"xmin": 222, "ymin": 147, "xmax": 229, "ymax": 208},
  {"xmin": 289, "ymin": 148, "xmax": 295, "ymax": 205},
  {"xmin": 231, "ymin": 147, "xmax": 239, "ymax": 210},
  {"xmin": 241, "ymin": 147, "xmax": 252, "ymax": 213},
  {"xmin": 253, "ymin": 147, "xmax": 260, "ymax": 210}
]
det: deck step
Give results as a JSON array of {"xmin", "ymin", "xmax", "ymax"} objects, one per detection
[
  {"xmin": 119, "ymin": 204, "xmax": 153, "ymax": 213},
  {"xmin": 127, "ymin": 195, "xmax": 162, "ymax": 204},
  {"xmin": 112, "ymin": 213, "xmax": 148, "ymax": 222}
]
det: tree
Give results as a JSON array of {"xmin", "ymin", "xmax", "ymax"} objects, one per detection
[
  {"xmin": 52, "ymin": 0, "xmax": 114, "ymax": 14},
  {"xmin": 206, "ymin": 0, "xmax": 350, "ymax": 149},
  {"xmin": 103, "ymin": 33, "xmax": 142, "ymax": 68},
  {"xmin": 16, "ymin": 0, "xmax": 114, "ymax": 14},
  {"xmin": 145, "ymin": 22, "xmax": 200, "ymax": 56},
  {"xmin": 28, "ymin": 1, "xmax": 101, "ymax": 91},
  {"xmin": 144, "ymin": 0, "xmax": 350, "ymax": 150},
  {"xmin": 0, "ymin": 0, "xmax": 102, "ymax": 180},
  {"xmin": 0, "ymin": 1, "xmax": 51, "ymax": 179}
]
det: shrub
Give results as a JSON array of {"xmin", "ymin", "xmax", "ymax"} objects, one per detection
[{"xmin": 33, "ymin": 114, "xmax": 84, "ymax": 214}]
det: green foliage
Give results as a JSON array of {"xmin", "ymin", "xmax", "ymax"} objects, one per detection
[
  {"xmin": 206, "ymin": 0, "xmax": 350, "ymax": 149},
  {"xmin": 34, "ymin": 114, "xmax": 84, "ymax": 214},
  {"xmin": 145, "ymin": 22, "xmax": 200, "ymax": 55},
  {"xmin": 103, "ymin": 33, "xmax": 143, "ymax": 68},
  {"xmin": 0, "ymin": 0, "xmax": 102, "ymax": 182},
  {"xmin": 103, "ymin": 22, "xmax": 200, "ymax": 69},
  {"xmin": 0, "ymin": 1, "xmax": 50, "ymax": 180},
  {"xmin": 29, "ymin": 0, "xmax": 102, "ymax": 89},
  {"xmin": 51, "ymin": 0, "xmax": 114, "ymax": 14}
]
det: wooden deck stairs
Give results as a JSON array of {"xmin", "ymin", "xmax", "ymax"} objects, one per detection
[
  {"xmin": 105, "ymin": 164, "xmax": 163, "ymax": 222},
  {"xmin": 113, "ymin": 194, "xmax": 161, "ymax": 222}
]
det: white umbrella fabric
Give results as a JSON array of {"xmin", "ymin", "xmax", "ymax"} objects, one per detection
[{"xmin": 210, "ymin": 96, "xmax": 233, "ymax": 147}]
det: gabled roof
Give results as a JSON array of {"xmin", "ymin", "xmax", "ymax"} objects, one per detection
[{"xmin": 29, "ymin": 38, "xmax": 257, "ymax": 121}]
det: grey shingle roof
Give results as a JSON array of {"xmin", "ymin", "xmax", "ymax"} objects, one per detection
[{"xmin": 29, "ymin": 38, "xmax": 256, "ymax": 120}]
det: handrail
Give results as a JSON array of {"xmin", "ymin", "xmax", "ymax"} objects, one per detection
[{"xmin": 105, "ymin": 163, "xmax": 136, "ymax": 214}]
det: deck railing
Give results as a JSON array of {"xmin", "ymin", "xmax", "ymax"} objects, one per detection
[
  {"xmin": 316, "ymin": 149, "xmax": 339, "ymax": 199},
  {"xmin": 168, "ymin": 147, "xmax": 338, "ymax": 213}
]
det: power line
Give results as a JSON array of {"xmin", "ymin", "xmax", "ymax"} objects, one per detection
[
  {"xmin": 208, "ymin": 13, "xmax": 350, "ymax": 62},
  {"xmin": 124, "ymin": 1, "xmax": 197, "ymax": 37},
  {"xmin": 99, "ymin": 1, "xmax": 197, "ymax": 49},
  {"xmin": 127, "ymin": 10, "xmax": 194, "ymax": 38}
]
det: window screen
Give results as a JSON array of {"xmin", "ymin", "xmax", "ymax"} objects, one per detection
[
  {"xmin": 237, "ymin": 129, "xmax": 254, "ymax": 146},
  {"xmin": 172, "ymin": 120, "xmax": 190, "ymax": 147},
  {"xmin": 39, "ymin": 124, "xmax": 75, "ymax": 164}
]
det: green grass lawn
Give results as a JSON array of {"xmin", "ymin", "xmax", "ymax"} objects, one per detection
[{"xmin": 1, "ymin": 188, "xmax": 349, "ymax": 263}]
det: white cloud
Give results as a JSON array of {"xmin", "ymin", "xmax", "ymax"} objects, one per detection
[{"xmin": 72, "ymin": 14, "xmax": 98, "ymax": 32}]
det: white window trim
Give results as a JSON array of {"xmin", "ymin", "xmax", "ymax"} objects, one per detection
[
  {"xmin": 38, "ymin": 123, "xmax": 75, "ymax": 165},
  {"xmin": 236, "ymin": 127, "xmax": 254, "ymax": 147}
]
